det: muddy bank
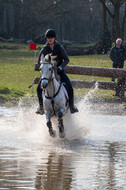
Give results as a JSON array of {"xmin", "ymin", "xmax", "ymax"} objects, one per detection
[
  {"xmin": 0, "ymin": 97, "xmax": 19, "ymax": 107},
  {"xmin": 89, "ymin": 100, "xmax": 126, "ymax": 115}
]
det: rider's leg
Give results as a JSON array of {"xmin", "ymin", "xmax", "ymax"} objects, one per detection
[
  {"xmin": 59, "ymin": 70, "xmax": 78, "ymax": 114},
  {"xmin": 36, "ymin": 80, "xmax": 44, "ymax": 115},
  {"xmin": 119, "ymin": 62, "xmax": 124, "ymax": 69}
]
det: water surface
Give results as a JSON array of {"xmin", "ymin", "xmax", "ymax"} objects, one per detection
[{"xmin": 0, "ymin": 98, "xmax": 126, "ymax": 190}]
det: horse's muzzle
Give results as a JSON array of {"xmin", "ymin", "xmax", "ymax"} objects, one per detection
[{"xmin": 41, "ymin": 80, "xmax": 48, "ymax": 89}]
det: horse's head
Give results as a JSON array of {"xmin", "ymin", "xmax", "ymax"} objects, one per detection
[{"xmin": 40, "ymin": 54, "xmax": 57, "ymax": 89}]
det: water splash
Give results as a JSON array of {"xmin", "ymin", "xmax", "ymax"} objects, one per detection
[
  {"xmin": 64, "ymin": 82, "xmax": 99, "ymax": 139},
  {"xmin": 14, "ymin": 84, "xmax": 99, "ymax": 147},
  {"xmin": 79, "ymin": 81, "xmax": 99, "ymax": 111},
  {"xmin": 3, "ymin": 82, "xmax": 125, "ymax": 151},
  {"xmin": 1, "ymin": 85, "xmax": 126, "ymax": 190},
  {"xmin": 0, "ymin": 84, "xmax": 99, "ymax": 143}
]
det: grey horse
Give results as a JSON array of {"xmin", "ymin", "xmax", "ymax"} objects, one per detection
[{"xmin": 39, "ymin": 54, "xmax": 69, "ymax": 138}]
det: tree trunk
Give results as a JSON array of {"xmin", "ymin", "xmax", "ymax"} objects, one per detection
[
  {"xmin": 98, "ymin": 0, "xmax": 126, "ymax": 42},
  {"xmin": 112, "ymin": 1, "xmax": 121, "ymax": 41},
  {"xmin": 121, "ymin": 3, "xmax": 126, "ymax": 40},
  {"xmin": 103, "ymin": 0, "xmax": 107, "ymax": 30}
]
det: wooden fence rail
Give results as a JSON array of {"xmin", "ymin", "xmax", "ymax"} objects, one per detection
[
  {"xmin": 34, "ymin": 77, "xmax": 116, "ymax": 90},
  {"xmin": 35, "ymin": 64, "xmax": 126, "ymax": 78},
  {"xmin": 34, "ymin": 64, "xmax": 126, "ymax": 99},
  {"xmin": 64, "ymin": 65, "xmax": 126, "ymax": 78}
]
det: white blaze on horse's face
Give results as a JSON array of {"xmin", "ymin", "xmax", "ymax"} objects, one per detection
[{"xmin": 40, "ymin": 63, "xmax": 53, "ymax": 89}]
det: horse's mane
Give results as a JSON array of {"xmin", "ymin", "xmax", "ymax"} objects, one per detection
[{"xmin": 44, "ymin": 54, "xmax": 60, "ymax": 81}]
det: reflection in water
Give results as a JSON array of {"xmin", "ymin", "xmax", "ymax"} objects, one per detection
[
  {"xmin": 35, "ymin": 152, "xmax": 73, "ymax": 190},
  {"xmin": 0, "ymin": 102, "xmax": 126, "ymax": 190},
  {"xmin": 0, "ymin": 147, "xmax": 38, "ymax": 190},
  {"xmin": 94, "ymin": 142, "xmax": 117, "ymax": 190},
  {"xmin": 107, "ymin": 142, "xmax": 117, "ymax": 189},
  {"xmin": 0, "ymin": 141, "xmax": 126, "ymax": 189},
  {"xmin": 92, "ymin": 142, "xmax": 126, "ymax": 190}
]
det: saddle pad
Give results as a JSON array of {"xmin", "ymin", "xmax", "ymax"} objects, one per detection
[{"xmin": 61, "ymin": 83, "xmax": 69, "ymax": 100}]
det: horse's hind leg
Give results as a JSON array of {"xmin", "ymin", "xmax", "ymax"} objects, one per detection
[
  {"xmin": 58, "ymin": 110, "xmax": 66, "ymax": 138},
  {"xmin": 45, "ymin": 111, "xmax": 56, "ymax": 138}
]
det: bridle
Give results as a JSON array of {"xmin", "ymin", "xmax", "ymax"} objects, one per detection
[
  {"xmin": 40, "ymin": 61, "xmax": 62, "ymax": 115},
  {"xmin": 40, "ymin": 62, "xmax": 54, "ymax": 83},
  {"xmin": 40, "ymin": 62, "xmax": 62, "ymax": 100}
]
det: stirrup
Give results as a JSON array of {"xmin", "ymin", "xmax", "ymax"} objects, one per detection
[
  {"xmin": 70, "ymin": 105, "xmax": 79, "ymax": 114},
  {"xmin": 35, "ymin": 106, "xmax": 44, "ymax": 115}
]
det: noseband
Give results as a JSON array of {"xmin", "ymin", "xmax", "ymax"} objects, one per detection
[{"xmin": 40, "ymin": 62, "xmax": 54, "ymax": 82}]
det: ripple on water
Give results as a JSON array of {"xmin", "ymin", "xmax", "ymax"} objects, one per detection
[{"xmin": 0, "ymin": 99, "xmax": 126, "ymax": 190}]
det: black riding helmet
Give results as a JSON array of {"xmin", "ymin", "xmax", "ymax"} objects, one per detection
[{"xmin": 45, "ymin": 29, "xmax": 56, "ymax": 38}]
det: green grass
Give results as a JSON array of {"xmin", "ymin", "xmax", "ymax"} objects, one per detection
[
  {"xmin": 0, "ymin": 42, "xmax": 41, "ymax": 103},
  {"xmin": 0, "ymin": 42, "xmax": 126, "ymax": 104}
]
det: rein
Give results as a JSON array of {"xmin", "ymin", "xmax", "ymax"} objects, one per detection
[
  {"xmin": 40, "ymin": 61, "xmax": 62, "ymax": 101},
  {"xmin": 44, "ymin": 82, "xmax": 62, "ymax": 115},
  {"xmin": 44, "ymin": 82, "xmax": 62, "ymax": 100}
]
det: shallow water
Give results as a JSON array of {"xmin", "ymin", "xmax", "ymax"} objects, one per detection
[{"xmin": 0, "ymin": 96, "xmax": 126, "ymax": 190}]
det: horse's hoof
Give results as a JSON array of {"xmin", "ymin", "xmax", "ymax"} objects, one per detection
[
  {"xmin": 59, "ymin": 130, "xmax": 66, "ymax": 138},
  {"xmin": 49, "ymin": 129, "xmax": 56, "ymax": 138},
  {"xmin": 47, "ymin": 121, "xmax": 52, "ymax": 128}
]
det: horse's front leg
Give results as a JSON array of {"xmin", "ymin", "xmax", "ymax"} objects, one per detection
[
  {"xmin": 58, "ymin": 107, "xmax": 66, "ymax": 138},
  {"xmin": 45, "ymin": 110, "xmax": 56, "ymax": 138}
]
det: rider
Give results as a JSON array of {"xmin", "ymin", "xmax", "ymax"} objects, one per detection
[{"xmin": 36, "ymin": 29, "xmax": 78, "ymax": 115}]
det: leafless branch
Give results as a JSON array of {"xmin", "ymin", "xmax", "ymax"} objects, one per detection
[
  {"xmin": 109, "ymin": 0, "xmax": 115, "ymax": 5},
  {"xmin": 98, "ymin": 0, "xmax": 114, "ymax": 18},
  {"xmin": 120, "ymin": 0, "xmax": 126, "ymax": 5}
]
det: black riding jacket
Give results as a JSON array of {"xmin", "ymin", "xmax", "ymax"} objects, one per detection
[
  {"xmin": 37, "ymin": 40, "xmax": 69, "ymax": 69},
  {"xmin": 110, "ymin": 45, "xmax": 126, "ymax": 66}
]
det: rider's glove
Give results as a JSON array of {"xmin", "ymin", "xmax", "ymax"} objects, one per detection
[{"xmin": 57, "ymin": 66, "xmax": 63, "ymax": 73}]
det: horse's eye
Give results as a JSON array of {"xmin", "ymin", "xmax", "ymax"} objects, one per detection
[{"xmin": 49, "ymin": 68, "xmax": 52, "ymax": 71}]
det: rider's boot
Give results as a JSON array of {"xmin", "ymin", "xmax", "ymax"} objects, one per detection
[
  {"xmin": 70, "ymin": 105, "xmax": 79, "ymax": 114},
  {"xmin": 36, "ymin": 89, "xmax": 44, "ymax": 115},
  {"xmin": 69, "ymin": 99, "xmax": 79, "ymax": 114},
  {"xmin": 35, "ymin": 104, "xmax": 44, "ymax": 115}
]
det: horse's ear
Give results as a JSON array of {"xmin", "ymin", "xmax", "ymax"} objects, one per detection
[
  {"xmin": 51, "ymin": 55, "xmax": 57, "ymax": 60},
  {"xmin": 48, "ymin": 54, "xmax": 51, "ymax": 62},
  {"xmin": 45, "ymin": 54, "xmax": 51, "ymax": 62}
]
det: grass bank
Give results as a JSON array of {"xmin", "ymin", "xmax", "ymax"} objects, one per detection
[{"xmin": 0, "ymin": 42, "xmax": 125, "ymax": 105}]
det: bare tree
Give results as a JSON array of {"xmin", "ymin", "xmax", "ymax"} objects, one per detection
[
  {"xmin": 0, "ymin": 0, "xmax": 22, "ymax": 38},
  {"xmin": 98, "ymin": 0, "xmax": 126, "ymax": 41}
]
